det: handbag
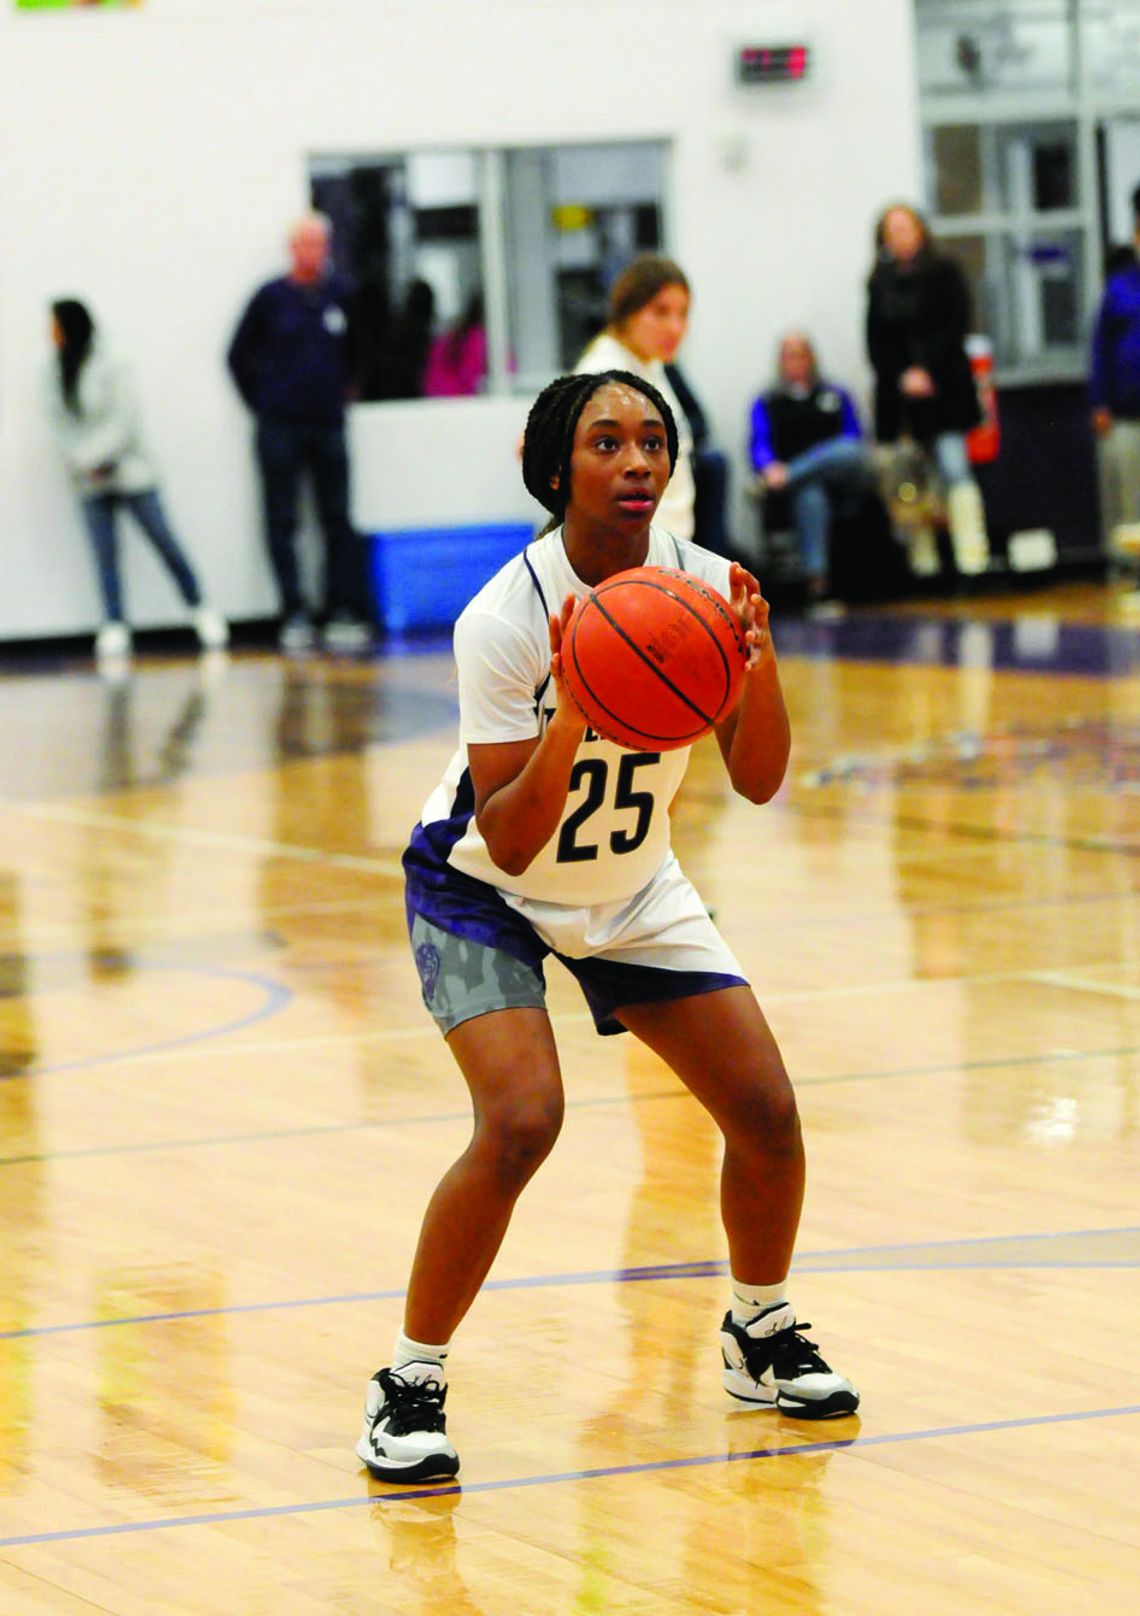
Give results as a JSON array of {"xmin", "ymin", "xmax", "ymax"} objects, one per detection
[{"xmin": 873, "ymin": 436, "xmax": 944, "ymax": 535}]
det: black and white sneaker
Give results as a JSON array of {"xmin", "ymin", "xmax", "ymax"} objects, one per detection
[
  {"xmin": 355, "ymin": 1364, "xmax": 460, "ymax": 1483},
  {"xmin": 720, "ymin": 1303, "xmax": 859, "ymax": 1420}
]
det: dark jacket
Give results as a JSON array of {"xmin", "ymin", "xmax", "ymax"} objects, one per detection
[
  {"xmin": 227, "ymin": 274, "xmax": 358, "ymax": 426},
  {"xmin": 866, "ymin": 252, "xmax": 981, "ymax": 443},
  {"xmin": 664, "ymin": 362, "xmax": 710, "ymax": 450},
  {"xmin": 750, "ymin": 381, "xmax": 862, "ymax": 470}
]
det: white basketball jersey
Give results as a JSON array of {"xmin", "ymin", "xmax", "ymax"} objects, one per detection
[{"xmin": 415, "ymin": 525, "xmax": 734, "ymax": 910}]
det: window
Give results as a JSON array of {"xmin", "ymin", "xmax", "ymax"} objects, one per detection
[
  {"xmin": 914, "ymin": 2, "xmax": 1113, "ymax": 381},
  {"xmin": 915, "ymin": 0, "xmax": 1075, "ymax": 100},
  {"xmin": 502, "ymin": 143, "xmax": 666, "ymax": 393},
  {"xmin": 309, "ymin": 140, "xmax": 669, "ymax": 402},
  {"xmin": 1083, "ymin": 0, "xmax": 1140, "ymax": 94},
  {"xmin": 926, "ymin": 116, "xmax": 1083, "ymax": 372},
  {"xmin": 311, "ymin": 151, "xmax": 483, "ymax": 402}
]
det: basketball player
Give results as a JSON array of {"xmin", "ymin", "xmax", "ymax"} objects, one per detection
[{"xmin": 356, "ymin": 370, "xmax": 858, "ymax": 1484}]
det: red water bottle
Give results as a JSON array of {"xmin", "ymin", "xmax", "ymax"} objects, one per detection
[{"xmin": 965, "ymin": 334, "xmax": 1000, "ymax": 464}]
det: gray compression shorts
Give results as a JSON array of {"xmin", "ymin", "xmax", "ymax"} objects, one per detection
[{"xmin": 408, "ymin": 906, "xmax": 747, "ymax": 1038}]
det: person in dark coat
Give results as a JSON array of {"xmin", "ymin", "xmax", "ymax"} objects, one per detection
[
  {"xmin": 866, "ymin": 203, "xmax": 989, "ymax": 577},
  {"xmin": 227, "ymin": 212, "xmax": 370, "ymax": 653}
]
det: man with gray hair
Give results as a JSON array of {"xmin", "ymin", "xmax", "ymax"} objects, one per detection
[{"xmin": 228, "ymin": 213, "xmax": 370, "ymax": 652}]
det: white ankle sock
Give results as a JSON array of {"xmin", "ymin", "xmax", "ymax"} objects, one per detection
[
  {"xmin": 730, "ymin": 1276, "xmax": 788, "ymax": 1326},
  {"xmin": 393, "ymin": 1329, "xmax": 450, "ymax": 1376}
]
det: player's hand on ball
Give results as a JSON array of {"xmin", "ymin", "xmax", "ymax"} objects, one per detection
[
  {"xmin": 728, "ymin": 562, "xmax": 770, "ymax": 669},
  {"xmin": 549, "ymin": 596, "xmax": 588, "ymax": 733}
]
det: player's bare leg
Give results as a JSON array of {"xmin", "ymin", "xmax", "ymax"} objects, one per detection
[
  {"xmin": 356, "ymin": 1006, "xmax": 565, "ymax": 1481},
  {"xmin": 617, "ymin": 985, "xmax": 803, "ymax": 1278},
  {"xmin": 406, "ymin": 1006, "xmax": 565, "ymax": 1342},
  {"xmin": 617, "ymin": 986, "xmax": 858, "ymax": 1419}
]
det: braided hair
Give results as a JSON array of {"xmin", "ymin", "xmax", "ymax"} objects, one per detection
[{"xmin": 521, "ymin": 369, "xmax": 679, "ymax": 524}]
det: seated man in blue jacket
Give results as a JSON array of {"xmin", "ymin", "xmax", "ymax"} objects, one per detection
[{"xmin": 750, "ymin": 332, "xmax": 875, "ymax": 607}]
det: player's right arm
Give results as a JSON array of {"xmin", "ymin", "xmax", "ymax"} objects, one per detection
[{"xmin": 465, "ymin": 597, "xmax": 588, "ymax": 877}]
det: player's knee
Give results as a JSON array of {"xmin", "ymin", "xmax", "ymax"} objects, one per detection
[
  {"xmin": 485, "ymin": 1095, "xmax": 564, "ymax": 1188},
  {"xmin": 766, "ymin": 1088, "xmax": 803, "ymax": 1157},
  {"xmin": 732, "ymin": 1080, "xmax": 801, "ymax": 1159}
]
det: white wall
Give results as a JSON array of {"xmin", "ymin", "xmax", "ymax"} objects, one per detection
[
  {"xmin": 0, "ymin": 0, "xmax": 921, "ymax": 638},
  {"xmin": 1104, "ymin": 118, "xmax": 1140, "ymax": 244}
]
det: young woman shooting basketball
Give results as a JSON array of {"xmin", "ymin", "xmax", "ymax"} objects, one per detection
[{"xmin": 356, "ymin": 369, "xmax": 858, "ymax": 1484}]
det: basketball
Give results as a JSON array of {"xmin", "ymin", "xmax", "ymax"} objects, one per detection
[{"xmin": 559, "ymin": 566, "xmax": 747, "ymax": 750}]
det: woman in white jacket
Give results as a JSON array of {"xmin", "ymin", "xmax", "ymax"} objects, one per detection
[
  {"xmin": 575, "ymin": 255, "xmax": 697, "ymax": 541},
  {"xmin": 47, "ymin": 299, "xmax": 227, "ymax": 661}
]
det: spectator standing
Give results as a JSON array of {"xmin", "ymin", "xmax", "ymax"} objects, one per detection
[
  {"xmin": 46, "ymin": 298, "xmax": 227, "ymax": 664},
  {"xmin": 227, "ymin": 212, "xmax": 370, "ymax": 653},
  {"xmin": 866, "ymin": 203, "xmax": 989, "ymax": 578},
  {"xmin": 1090, "ymin": 182, "xmax": 1140, "ymax": 555},
  {"xmin": 749, "ymin": 332, "xmax": 875, "ymax": 609}
]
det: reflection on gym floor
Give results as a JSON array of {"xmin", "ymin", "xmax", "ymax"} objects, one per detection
[{"xmin": 0, "ymin": 587, "xmax": 1137, "ymax": 1614}]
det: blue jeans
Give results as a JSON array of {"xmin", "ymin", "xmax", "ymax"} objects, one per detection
[
  {"xmin": 779, "ymin": 437, "xmax": 875, "ymax": 583},
  {"xmin": 81, "ymin": 488, "xmax": 202, "ymax": 622},
  {"xmin": 930, "ymin": 431, "xmax": 972, "ymax": 489},
  {"xmin": 255, "ymin": 418, "xmax": 364, "ymax": 619}
]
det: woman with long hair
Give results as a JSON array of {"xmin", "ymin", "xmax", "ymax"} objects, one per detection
[
  {"xmin": 47, "ymin": 298, "xmax": 227, "ymax": 661},
  {"xmin": 575, "ymin": 255, "xmax": 698, "ymax": 542},
  {"xmin": 866, "ymin": 204, "xmax": 989, "ymax": 577}
]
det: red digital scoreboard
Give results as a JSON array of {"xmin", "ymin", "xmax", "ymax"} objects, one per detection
[{"xmin": 737, "ymin": 44, "xmax": 810, "ymax": 84}]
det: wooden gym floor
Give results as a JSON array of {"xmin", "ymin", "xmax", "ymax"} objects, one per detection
[{"xmin": 0, "ymin": 579, "xmax": 1137, "ymax": 1614}]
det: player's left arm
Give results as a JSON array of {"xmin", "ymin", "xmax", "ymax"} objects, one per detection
[
  {"xmin": 714, "ymin": 562, "xmax": 790, "ymax": 804},
  {"xmin": 466, "ymin": 597, "xmax": 588, "ymax": 876}
]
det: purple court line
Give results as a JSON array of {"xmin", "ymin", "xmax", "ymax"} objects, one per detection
[
  {"xmin": 4, "ymin": 1034, "xmax": 1139, "ymax": 1168},
  {"xmin": 3, "ymin": 1224, "xmax": 1136, "ymax": 1342},
  {"xmin": 1, "ymin": 965, "xmax": 293, "ymax": 1083},
  {"xmin": 801, "ymin": 1037, "xmax": 1140, "ymax": 1087},
  {"xmin": 775, "ymin": 610, "xmax": 1140, "ymax": 678},
  {"xmin": 1, "ymin": 1403, "xmax": 1137, "ymax": 1551},
  {"xmin": 0, "ymin": 1085, "xmax": 684, "ymax": 1168},
  {"xmin": 785, "ymin": 796, "xmax": 1139, "ymax": 859}
]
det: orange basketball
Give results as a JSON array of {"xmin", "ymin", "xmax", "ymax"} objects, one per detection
[{"xmin": 560, "ymin": 566, "xmax": 747, "ymax": 751}]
